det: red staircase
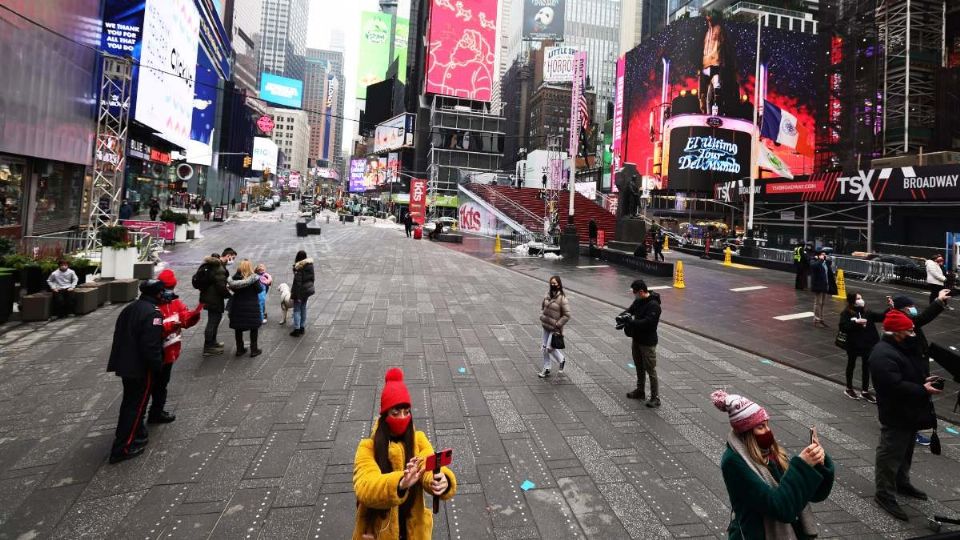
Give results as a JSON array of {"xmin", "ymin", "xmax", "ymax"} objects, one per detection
[{"xmin": 465, "ymin": 184, "xmax": 617, "ymax": 244}]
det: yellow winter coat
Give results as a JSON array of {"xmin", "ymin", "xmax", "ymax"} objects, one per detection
[{"xmin": 352, "ymin": 427, "xmax": 457, "ymax": 540}]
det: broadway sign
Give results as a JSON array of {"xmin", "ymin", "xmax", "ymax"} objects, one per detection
[{"xmin": 714, "ymin": 165, "xmax": 960, "ymax": 203}]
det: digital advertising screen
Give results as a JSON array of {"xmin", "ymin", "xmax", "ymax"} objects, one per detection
[
  {"xmin": 186, "ymin": 47, "xmax": 219, "ymax": 165},
  {"xmin": 523, "ymin": 0, "xmax": 565, "ymax": 41},
  {"xmin": 425, "ymin": 0, "xmax": 497, "ymax": 102},
  {"xmin": 618, "ymin": 16, "xmax": 820, "ymax": 181},
  {"xmin": 260, "ymin": 73, "xmax": 303, "ymax": 108},
  {"xmin": 252, "ymin": 137, "xmax": 278, "ymax": 171},
  {"xmin": 348, "ymin": 159, "xmax": 367, "ymax": 192},
  {"xmin": 357, "ymin": 12, "xmax": 409, "ymax": 98},
  {"xmin": 666, "ymin": 121, "xmax": 753, "ymax": 191}
]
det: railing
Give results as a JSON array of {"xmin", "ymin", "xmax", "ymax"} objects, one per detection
[
  {"xmin": 744, "ymin": 245, "xmax": 900, "ymax": 283},
  {"xmin": 18, "ymin": 231, "xmax": 89, "ymax": 259},
  {"xmin": 469, "ymin": 183, "xmax": 546, "ymax": 232},
  {"xmin": 595, "ymin": 193, "xmax": 616, "ymax": 215}
]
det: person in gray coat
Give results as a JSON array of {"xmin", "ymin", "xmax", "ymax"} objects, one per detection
[{"xmin": 538, "ymin": 275, "xmax": 570, "ymax": 378}]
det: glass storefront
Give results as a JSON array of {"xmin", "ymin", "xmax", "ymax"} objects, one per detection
[
  {"xmin": 32, "ymin": 160, "xmax": 85, "ymax": 234},
  {"xmin": 0, "ymin": 157, "xmax": 25, "ymax": 229}
]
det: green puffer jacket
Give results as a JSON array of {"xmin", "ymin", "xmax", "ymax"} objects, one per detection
[{"xmin": 721, "ymin": 445, "xmax": 835, "ymax": 539}]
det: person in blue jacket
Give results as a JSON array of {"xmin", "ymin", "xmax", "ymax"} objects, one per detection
[{"xmin": 712, "ymin": 390, "xmax": 835, "ymax": 539}]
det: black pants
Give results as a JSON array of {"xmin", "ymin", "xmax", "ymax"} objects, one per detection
[
  {"xmin": 929, "ymin": 284, "xmax": 943, "ymax": 304},
  {"xmin": 149, "ymin": 363, "xmax": 173, "ymax": 416},
  {"xmin": 875, "ymin": 425, "xmax": 916, "ymax": 502},
  {"xmin": 631, "ymin": 341, "xmax": 659, "ymax": 399},
  {"xmin": 112, "ymin": 374, "xmax": 152, "ymax": 457},
  {"xmin": 204, "ymin": 309, "xmax": 223, "ymax": 348},
  {"xmin": 404, "ymin": 224, "xmax": 412, "ymax": 237},
  {"xmin": 51, "ymin": 290, "xmax": 74, "ymax": 317},
  {"xmin": 235, "ymin": 328, "xmax": 259, "ymax": 350},
  {"xmin": 845, "ymin": 350, "xmax": 871, "ymax": 391},
  {"xmin": 795, "ymin": 265, "xmax": 808, "ymax": 290},
  {"xmin": 653, "ymin": 248, "xmax": 664, "ymax": 262}
]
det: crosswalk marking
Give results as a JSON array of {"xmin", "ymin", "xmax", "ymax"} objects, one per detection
[
  {"xmin": 773, "ymin": 311, "xmax": 815, "ymax": 321},
  {"xmin": 576, "ymin": 265, "xmax": 610, "ymax": 269},
  {"xmin": 730, "ymin": 286, "xmax": 768, "ymax": 292}
]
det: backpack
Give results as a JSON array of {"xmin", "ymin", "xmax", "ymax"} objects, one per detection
[{"xmin": 192, "ymin": 264, "xmax": 213, "ymax": 290}]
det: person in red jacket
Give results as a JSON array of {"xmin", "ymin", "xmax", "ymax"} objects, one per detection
[{"xmin": 147, "ymin": 269, "xmax": 203, "ymax": 424}]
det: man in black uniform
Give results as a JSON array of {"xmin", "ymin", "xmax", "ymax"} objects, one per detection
[{"xmin": 107, "ymin": 280, "xmax": 164, "ymax": 464}]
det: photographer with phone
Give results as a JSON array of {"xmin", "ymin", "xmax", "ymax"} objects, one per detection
[
  {"xmin": 712, "ymin": 390, "xmax": 835, "ymax": 539},
  {"xmin": 838, "ymin": 292, "xmax": 886, "ymax": 403},
  {"xmin": 869, "ymin": 310, "xmax": 941, "ymax": 521},
  {"xmin": 353, "ymin": 368, "xmax": 457, "ymax": 539}
]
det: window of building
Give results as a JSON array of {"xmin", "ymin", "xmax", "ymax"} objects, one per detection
[{"xmin": 32, "ymin": 160, "xmax": 84, "ymax": 234}]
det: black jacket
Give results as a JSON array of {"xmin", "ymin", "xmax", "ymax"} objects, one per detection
[
  {"xmin": 107, "ymin": 295, "xmax": 163, "ymax": 378},
  {"xmin": 199, "ymin": 256, "xmax": 231, "ymax": 312},
  {"xmin": 810, "ymin": 259, "xmax": 836, "ymax": 294},
  {"xmin": 625, "ymin": 292, "xmax": 662, "ymax": 346},
  {"xmin": 228, "ymin": 273, "xmax": 263, "ymax": 330},
  {"xmin": 291, "ymin": 258, "xmax": 315, "ymax": 301},
  {"xmin": 838, "ymin": 306, "xmax": 886, "ymax": 353},
  {"xmin": 868, "ymin": 336, "xmax": 936, "ymax": 430},
  {"xmin": 907, "ymin": 299, "xmax": 946, "ymax": 359}
]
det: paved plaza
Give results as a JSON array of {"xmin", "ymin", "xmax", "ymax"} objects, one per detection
[{"xmin": 1, "ymin": 206, "xmax": 960, "ymax": 539}]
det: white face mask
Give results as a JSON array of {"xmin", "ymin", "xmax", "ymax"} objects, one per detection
[{"xmin": 854, "ymin": 299, "xmax": 865, "ymax": 308}]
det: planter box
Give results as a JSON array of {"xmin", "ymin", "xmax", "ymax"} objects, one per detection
[
  {"xmin": 72, "ymin": 288, "xmax": 99, "ymax": 315},
  {"xmin": 21, "ymin": 266, "xmax": 44, "ymax": 294},
  {"xmin": 133, "ymin": 262, "xmax": 154, "ymax": 280},
  {"xmin": 174, "ymin": 224, "xmax": 188, "ymax": 243},
  {"xmin": 107, "ymin": 279, "xmax": 139, "ymax": 303},
  {"xmin": 78, "ymin": 281, "xmax": 107, "ymax": 306},
  {"xmin": 0, "ymin": 271, "xmax": 13, "ymax": 323},
  {"xmin": 103, "ymin": 247, "xmax": 138, "ymax": 280},
  {"xmin": 21, "ymin": 292, "xmax": 51, "ymax": 322}
]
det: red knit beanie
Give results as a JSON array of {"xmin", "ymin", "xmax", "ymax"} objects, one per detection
[
  {"xmin": 883, "ymin": 310, "xmax": 914, "ymax": 333},
  {"xmin": 157, "ymin": 269, "xmax": 177, "ymax": 288},
  {"xmin": 380, "ymin": 368, "xmax": 411, "ymax": 414},
  {"xmin": 711, "ymin": 389, "xmax": 769, "ymax": 434}
]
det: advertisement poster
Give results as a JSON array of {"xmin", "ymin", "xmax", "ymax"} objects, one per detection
[
  {"xmin": 386, "ymin": 153, "xmax": 400, "ymax": 182},
  {"xmin": 357, "ymin": 12, "xmax": 409, "ymax": 98},
  {"xmin": 611, "ymin": 56, "xmax": 625, "ymax": 192},
  {"xmin": 458, "ymin": 201, "xmax": 512, "ymax": 237},
  {"xmin": 251, "ymin": 137, "xmax": 278, "ymax": 171},
  {"xmin": 259, "ymin": 73, "xmax": 303, "ymax": 108},
  {"xmin": 567, "ymin": 51, "xmax": 587, "ymax": 160},
  {"xmin": 425, "ymin": 0, "xmax": 497, "ymax": 101},
  {"xmin": 409, "ymin": 178, "xmax": 427, "ymax": 225},
  {"xmin": 186, "ymin": 47, "xmax": 219, "ymax": 166},
  {"xmin": 348, "ymin": 159, "xmax": 366, "ymax": 192},
  {"xmin": 374, "ymin": 113, "xmax": 416, "ymax": 153},
  {"xmin": 620, "ymin": 17, "xmax": 820, "ymax": 179},
  {"xmin": 523, "ymin": 0, "xmax": 565, "ymax": 41},
  {"xmin": 543, "ymin": 46, "xmax": 577, "ymax": 83},
  {"xmin": 135, "ymin": 0, "xmax": 200, "ymax": 150},
  {"xmin": 121, "ymin": 219, "xmax": 175, "ymax": 241},
  {"xmin": 665, "ymin": 121, "xmax": 753, "ymax": 191}
]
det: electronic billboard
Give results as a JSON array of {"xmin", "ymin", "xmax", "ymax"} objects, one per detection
[
  {"xmin": 260, "ymin": 73, "xmax": 303, "ymax": 108},
  {"xmin": 425, "ymin": 0, "xmax": 497, "ymax": 102}
]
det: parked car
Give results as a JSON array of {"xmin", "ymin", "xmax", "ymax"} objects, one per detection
[
  {"xmin": 259, "ymin": 199, "xmax": 275, "ymax": 211},
  {"xmin": 422, "ymin": 217, "xmax": 458, "ymax": 232}
]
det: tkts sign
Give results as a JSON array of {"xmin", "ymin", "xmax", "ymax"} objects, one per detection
[
  {"xmin": 408, "ymin": 179, "xmax": 427, "ymax": 225},
  {"xmin": 715, "ymin": 165, "xmax": 960, "ymax": 203}
]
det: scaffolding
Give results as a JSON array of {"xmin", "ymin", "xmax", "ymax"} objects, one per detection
[
  {"xmin": 86, "ymin": 54, "xmax": 132, "ymax": 251},
  {"xmin": 544, "ymin": 134, "xmax": 563, "ymax": 241},
  {"xmin": 879, "ymin": 0, "xmax": 944, "ymax": 155}
]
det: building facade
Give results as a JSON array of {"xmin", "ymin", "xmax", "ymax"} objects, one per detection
[
  {"xmin": 267, "ymin": 108, "xmax": 311, "ymax": 176},
  {"xmin": 528, "ymin": 84, "xmax": 597, "ymax": 154},
  {"xmin": 304, "ymin": 49, "xmax": 345, "ymax": 176},
  {"xmin": 620, "ymin": 0, "xmax": 669, "ymax": 54},
  {"xmin": 225, "ymin": 0, "xmax": 262, "ymax": 93},
  {"xmin": 259, "ymin": 0, "xmax": 308, "ymax": 81}
]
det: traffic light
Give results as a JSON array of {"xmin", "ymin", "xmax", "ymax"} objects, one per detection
[{"xmin": 243, "ymin": 155, "xmax": 252, "ymax": 168}]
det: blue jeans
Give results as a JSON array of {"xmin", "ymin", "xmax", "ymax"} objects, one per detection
[{"xmin": 292, "ymin": 299, "xmax": 308, "ymax": 330}]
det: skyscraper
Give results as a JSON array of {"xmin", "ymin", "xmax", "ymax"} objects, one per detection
[
  {"xmin": 259, "ymin": 0, "xmax": 308, "ymax": 81},
  {"xmin": 304, "ymin": 49, "xmax": 345, "ymax": 175},
  {"xmin": 620, "ymin": 0, "xmax": 668, "ymax": 54},
  {"xmin": 225, "ymin": 0, "xmax": 263, "ymax": 93}
]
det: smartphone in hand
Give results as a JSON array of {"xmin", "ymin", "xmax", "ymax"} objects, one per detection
[
  {"xmin": 424, "ymin": 448, "xmax": 453, "ymax": 472},
  {"xmin": 809, "ymin": 426, "xmax": 818, "ymax": 445}
]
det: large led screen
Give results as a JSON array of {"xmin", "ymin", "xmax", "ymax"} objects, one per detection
[
  {"xmin": 425, "ymin": 0, "xmax": 498, "ymax": 102},
  {"xmin": 135, "ymin": 0, "xmax": 200, "ymax": 150},
  {"xmin": 619, "ymin": 16, "xmax": 820, "ymax": 179},
  {"xmin": 357, "ymin": 12, "xmax": 409, "ymax": 98},
  {"xmin": 260, "ymin": 73, "xmax": 304, "ymax": 108},
  {"xmin": 348, "ymin": 159, "xmax": 367, "ymax": 192}
]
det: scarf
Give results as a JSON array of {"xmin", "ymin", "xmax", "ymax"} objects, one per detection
[{"xmin": 727, "ymin": 431, "xmax": 819, "ymax": 539}]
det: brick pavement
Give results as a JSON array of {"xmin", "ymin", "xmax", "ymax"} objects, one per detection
[{"xmin": 0, "ymin": 207, "xmax": 959, "ymax": 538}]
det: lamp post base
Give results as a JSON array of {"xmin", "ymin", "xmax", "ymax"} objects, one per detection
[{"xmin": 560, "ymin": 225, "xmax": 579, "ymax": 261}]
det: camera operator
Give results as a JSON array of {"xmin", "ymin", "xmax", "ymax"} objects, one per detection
[{"xmin": 619, "ymin": 280, "xmax": 663, "ymax": 408}]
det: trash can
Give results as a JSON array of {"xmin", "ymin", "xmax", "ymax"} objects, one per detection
[
  {"xmin": 296, "ymin": 220, "xmax": 308, "ymax": 237},
  {"xmin": 413, "ymin": 226, "xmax": 423, "ymax": 240}
]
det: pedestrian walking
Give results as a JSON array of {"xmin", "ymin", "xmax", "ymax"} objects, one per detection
[
  {"xmin": 106, "ymin": 280, "xmax": 165, "ymax": 464},
  {"xmin": 148, "ymin": 198, "xmax": 160, "ymax": 221},
  {"xmin": 46, "ymin": 258, "xmax": 78, "ymax": 318},
  {"xmin": 712, "ymin": 389, "xmax": 835, "ymax": 538},
  {"xmin": 653, "ymin": 229, "xmax": 665, "ymax": 262},
  {"xmin": 255, "ymin": 264, "xmax": 273, "ymax": 323},
  {"xmin": 623, "ymin": 279, "xmax": 662, "ymax": 408},
  {"xmin": 869, "ymin": 310, "xmax": 942, "ymax": 521},
  {"xmin": 888, "ymin": 290, "xmax": 951, "ymax": 446},
  {"xmin": 230, "ymin": 198, "xmax": 236, "ymax": 210},
  {"xmin": 148, "ymin": 269, "xmax": 203, "ymax": 424},
  {"xmin": 838, "ymin": 292, "xmax": 885, "ymax": 403},
  {"xmin": 289, "ymin": 250, "xmax": 315, "ymax": 337},
  {"xmin": 537, "ymin": 275, "xmax": 570, "ymax": 378},
  {"xmin": 119, "ymin": 199, "xmax": 133, "ymax": 220},
  {"xmin": 703, "ymin": 232, "xmax": 712, "ymax": 259},
  {"xmin": 403, "ymin": 212, "xmax": 413, "ymax": 238},
  {"xmin": 202, "ymin": 200, "xmax": 212, "ymax": 221},
  {"xmin": 228, "ymin": 259, "xmax": 263, "ymax": 358},
  {"xmin": 352, "ymin": 368, "xmax": 457, "ymax": 540},
  {"xmin": 809, "ymin": 250, "xmax": 835, "ymax": 327},
  {"xmin": 196, "ymin": 247, "xmax": 236, "ymax": 356},
  {"xmin": 925, "ymin": 253, "xmax": 947, "ymax": 304},
  {"xmin": 793, "ymin": 243, "xmax": 810, "ymax": 290}
]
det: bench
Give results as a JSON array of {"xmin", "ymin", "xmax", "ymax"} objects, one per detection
[
  {"xmin": 134, "ymin": 262, "xmax": 154, "ymax": 280},
  {"xmin": 306, "ymin": 223, "xmax": 322, "ymax": 235},
  {"xmin": 433, "ymin": 233, "xmax": 463, "ymax": 244},
  {"xmin": 20, "ymin": 292, "xmax": 51, "ymax": 321},
  {"xmin": 72, "ymin": 287, "xmax": 99, "ymax": 315},
  {"xmin": 79, "ymin": 281, "xmax": 108, "ymax": 306},
  {"xmin": 107, "ymin": 279, "xmax": 139, "ymax": 303}
]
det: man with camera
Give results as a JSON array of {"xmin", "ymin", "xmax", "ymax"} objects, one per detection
[
  {"xmin": 869, "ymin": 310, "xmax": 944, "ymax": 521},
  {"xmin": 617, "ymin": 280, "xmax": 663, "ymax": 408}
]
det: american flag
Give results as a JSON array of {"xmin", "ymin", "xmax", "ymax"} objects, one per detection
[{"xmin": 578, "ymin": 93, "xmax": 590, "ymax": 131}]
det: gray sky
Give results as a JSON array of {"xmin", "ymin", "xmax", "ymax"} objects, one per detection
[{"xmin": 308, "ymin": 0, "xmax": 412, "ymax": 154}]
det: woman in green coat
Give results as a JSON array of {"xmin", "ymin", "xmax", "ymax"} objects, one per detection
[{"xmin": 712, "ymin": 390, "xmax": 835, "ymax": 539}]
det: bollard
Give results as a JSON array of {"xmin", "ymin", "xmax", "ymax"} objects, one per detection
[
  {"xmin": 833, "ymin": 269, "xmax": 847, "ymax": 299},
  {"xmin": 326, "ymin": 215, "xmax": 330, "ymax": 224},
  {"xmin": 723, "ymin": 247, "xmax": 733, "ymax": 266},
  {"xmin": 673, "ymin": 261, "xmax": 686, "ymax": 289},
  {"xmin": 494, "ymin": 234, "xmax": 502, "ymax": 253},
  {"xmin": 662, "ymin": 235, "xmax": 670, "ymax": 252}
]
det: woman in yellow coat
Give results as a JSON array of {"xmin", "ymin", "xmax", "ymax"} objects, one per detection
[{"xmin": 353, "ymin": 368, "xmax": 457, "ymax": 540}]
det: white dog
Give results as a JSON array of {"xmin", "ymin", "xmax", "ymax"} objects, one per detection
[{"xmin": 277, "ymin": 283, "xmax": 293, "ymax": 324}]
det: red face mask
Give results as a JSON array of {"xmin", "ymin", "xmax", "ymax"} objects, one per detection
[
  {"xmin": 755, "ymin": 430, "xmax": 775, "ymax": 450},
  {"xmin": 384, "ymin": 414, "xmax": 411, "ymax": 437}
]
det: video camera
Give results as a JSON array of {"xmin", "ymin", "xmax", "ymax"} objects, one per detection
[{"xmin": 615, "ymin": 311, "xmax": 633, "ymax": 330}]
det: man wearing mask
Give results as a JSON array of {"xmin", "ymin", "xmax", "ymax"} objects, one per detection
[
  {"xmin": 869, "ymin": 310, "xmax": 942, "ymax": 521},
  {"xmin": 810, "ymin": 250, "xmax": 835, "ymax": 327},
  {"xmin": 106, "ymin": 280, "xmax": 165, "ymax": 463},
  {"xmin": 623, "ymin": 280, "xmax": 663, "ymax": 408},
  {"xmin": 888, "ymin": 290, "xmax": 951, "ymax": 445},
  {"xmin": 198, "ymin": 248, "xmax": 236, "ymax": 356}
]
